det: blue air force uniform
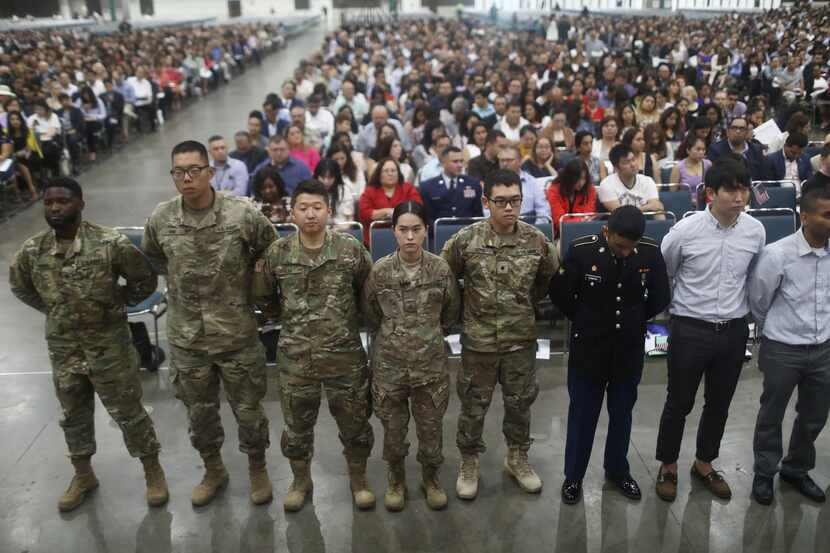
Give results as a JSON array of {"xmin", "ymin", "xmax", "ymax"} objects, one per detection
[
  {"xmin": 549, "ymin": 233, "xmax": 671, "ymax": 482},
  {"xmin": 419, "ymin": 174, "xmax": 483, "ymax": 226}
]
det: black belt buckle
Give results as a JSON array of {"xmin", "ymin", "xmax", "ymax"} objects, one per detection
[{"xmin": 713, "ymin": 320, "xmax": 729, "ymax": 333}]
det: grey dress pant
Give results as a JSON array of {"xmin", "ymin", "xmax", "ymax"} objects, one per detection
[{"xmin": 753, "ymin": 337, "xmax": 830, "ymax": 478}]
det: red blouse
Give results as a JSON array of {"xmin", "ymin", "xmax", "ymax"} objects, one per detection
[
  {"xmin": 358, "ymin": 182, "xmax": 423, "ymax": 244},
  {"xmin": 546, "ymin": 182, "xmax": 598, "ymax": 238}
]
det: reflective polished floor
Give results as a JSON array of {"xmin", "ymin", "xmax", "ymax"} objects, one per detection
[{"xmin": 0, "ymin": 22, "xmax": 829, "ymax": 553}]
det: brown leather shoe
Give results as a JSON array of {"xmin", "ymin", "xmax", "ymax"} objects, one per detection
[
  {"xmin": 691, "ymin": 464, "xmax": 732, "ymax": 499},
  {"xmin": 655, "ymin": 468, "xmax": 677, "ymax": 502}
]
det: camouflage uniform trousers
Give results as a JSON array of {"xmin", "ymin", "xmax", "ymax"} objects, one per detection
[
  {"xmin": 457, "ymin": 346, "xmax": 540, "ymax": 455},
  {"xmin": 169, "ymin": 340, "xmax": 270, "ymax": 456},
  {"xmin": 50, "ymin": 326, "xmax": 160, "ymax": 459},
  {"xmin": 372, "ymin": 375, "xmax": 450, "ymax": 468},
  {"xmin": 278, "ymin": 364, "xmax": 374, "ymax": 462}
]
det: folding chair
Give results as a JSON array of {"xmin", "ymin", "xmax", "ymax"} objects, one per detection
[
  {"xmin": 660, "ymin": 162, "xmax": 678, "ymax": 184},
  {"xmin": 658, "ymin": 184, "xmax": 694, "ymax": 220},
  {"xmin": 114, "ymin": 227, "xmax": 168, "ymax": 371},
  {"xmin": 749, "ymin": 181, "xmax": 798, "ymax": 210},
  {"xmin": 433, "ymin": 217, "xmax": 483, "ymax": 255},
  {"xmin": 559, "ymin": 211, "xmax": 676, "ymax": 259},
  {"xmin": 747, "ymin": 208, "xmax": 797, "ymax": 244},
  {"xmin": 274, "ymin": 222, "xmax": 299, "ymax": 238},
  {"xmin": 559, "ymin": 214, "xmax": 607, "ymax": 259},
  {"xmin": 525, "ymin": 215, "xmax": 554, "ymax": 242},
  {"xmin": 369, "ymin": 221, "xmax": 398, "ymax": 261},
  {"xmin": 333, "ymin": 221, "xmax": 363, "ymax": 242}
]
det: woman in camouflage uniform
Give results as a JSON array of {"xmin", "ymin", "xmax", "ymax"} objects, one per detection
[{"xmin": 362, "ymin": 201, "xmax": 460, "ymax": 511}]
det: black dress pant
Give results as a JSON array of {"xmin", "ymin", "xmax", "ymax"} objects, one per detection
[{"xmin": 656, "ymin": 316, "xmax": 749, "ymax": 464}]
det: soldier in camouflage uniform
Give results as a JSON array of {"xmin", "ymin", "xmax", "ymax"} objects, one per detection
[
  {"xmin": 9, "ymin": 178, "xmax": 169, "ymax": 512},
  {"xmin": 441, "ymin": 169, "xmax": 559, "ymax": 499},
  {"xmin": 142, "ymin": 141, "xmax": 276, "ymax": 507},
  {"xmin": 254, "ymin": 179, "xmax": 375, "ymax": 512},
  {"xmin": 362, "ymin": 201, "xmax": 460, "ymax": 511}
]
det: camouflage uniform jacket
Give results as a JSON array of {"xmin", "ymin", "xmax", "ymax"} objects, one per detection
[
  {"xmin": 142, "ymin": 191, "xmax": 276, "ymax": 353},
  {"xmin": 441, "ymin": 219, "xmax": 559, "ymax": 353},
  {"xmin": 9, "ymin": 221, "xmax": 157, "ymax": 344},
  {"xmin": 256, "ymin": 229, "xmax": 372, "ymax": 379},
  {"xmin": 362, "ymin": 250, "xmax": 460, "ymax": 387}
]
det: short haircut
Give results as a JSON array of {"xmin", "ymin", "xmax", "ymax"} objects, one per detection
[
  {"xmin": 485, "ymin": 129, "xmax": 506, "ymax": 145},
  {"xmin": 262, "ymin": 97, "xmax": 281, "ymax": 110},
  {"xmin": 729, "ymin": 115, "xmax": 748, "ymax": 127},
  {"xmin": 507, "ymin": 101, "xmax": 523, "ymax": 111},
  {"xmin": 609, "ymin": 143, "xmax": 633, "ymax": 167},
  {"xmin": 801, "ymin": 180, "xmax": 830, "ymax": 213},
  {"xmin": 207, "ymin": 134, "xmax": 224, "ymax": 144},
  {"xmin": 291, "ymin": 179, "xmax": 329, "ymax": 207},
  {"xmin": 574, "ymin": 130, "xmax": 593, "ymax": 148},
  {"xmin": 268, "ymin": 134, "xmax": 287, "ymax": 146},
  {"xmin": 704, "ymin": 158, "xmax": 750, "ymax": 192},
  {"xmin": 785, "ymin": 131, "xmax": 808, "ymax": 149},
  {"xmin": 44, "ymin": 176, "xmax": 83, "ymax": 200},
  {"xmin": 234, "ymin": 130, "xmax": 251, "ymax": 140},
  {"xmin": 608, "ymin": 205, "xmax": 645, "ymax": 241},
  {"xmin": 484, "ymin": 169, "xmax": 521, "ymax": 197},
  {"xmin": 500, "ymin": 144, "xmax": 521, "ymax": 159},
  {"xmin": 392, "ymin": 200, "xmax": 426, "ymax": 227},
  {"xmin": 441, "ymin": 146, "xmax": 462, "ymax": 158},
  {"xmin": 171, "ymin": 140, "xmax": 208, "ymax": 164}
]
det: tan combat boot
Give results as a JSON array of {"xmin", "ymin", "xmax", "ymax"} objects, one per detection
[
  {"xmin": 504, "ymin": 447, "xmax": 542, "ymax": 493},
  {"xmin": 384, "ymin": 461, "xmax": 406, "ymax": 512},
  {"xmin": 284, "ymin": 459, "xmax": 313, "ymax": 512},
  {"xmin": 456, "ymin": 454, "xmax": 480, "ymax": 500},
  {"xmin": 191, "ymin": 453, "xmax": 229, "ymax": 507},
  {"xmin": 58, "ymin": 455, "xmax": 100, "ymax": 512},
  {"xmin": 422, "ymin": 465, "xmax": 448, "ymax": 510},
  {"xmin": 248, "ymin": 451, "xmax": 273, "ymax": 505},
  {"xmin": 348, "ymin": 458, "xmax": 376, "ymax": 510},
  {"xmin": 140, "ymin": 454, "xmax": 169, "ymax": 507}
]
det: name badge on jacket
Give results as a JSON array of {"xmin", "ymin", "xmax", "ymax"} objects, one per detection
[{"xmin": 463, "ymin": 186, "xmax": 476, "ymax": 199}]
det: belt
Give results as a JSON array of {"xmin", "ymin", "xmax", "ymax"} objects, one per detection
[{"xmin": 672, "ymin": 315, "xmax": 745, "ymax": 333}]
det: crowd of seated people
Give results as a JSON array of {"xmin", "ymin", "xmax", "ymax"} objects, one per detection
[
  {"xmin": 0, "ymin": 20, "xmax": 287, "ymax": 205},
  {"xmin": 220, "ymin": 2, "xmax": 830, "ymax": 245}
]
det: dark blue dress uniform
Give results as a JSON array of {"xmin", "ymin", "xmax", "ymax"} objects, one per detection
[
  {"xmin": 419, "ymin": 174, "xmax": 483, "ymax": 226},
  {"xmin": 549, "ymin": 233, "xmax": 670, "ymax": 483}
]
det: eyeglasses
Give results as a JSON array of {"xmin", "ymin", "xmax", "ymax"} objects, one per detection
[
  {"xmin": 170, "ymin": 165, "xmax": 209, "ymax": 180},
  {"xmin": 729, "ymin": 125, "xmax": 748, "ymax": 131},
  {"xmin": 487, "ymin": 196, "xmax": 523, "ymax": 208}
]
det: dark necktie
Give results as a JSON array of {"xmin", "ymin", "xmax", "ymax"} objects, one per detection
[{"xmin": 450, "ymin": 177, "xmax": 457, "ymax": 191}]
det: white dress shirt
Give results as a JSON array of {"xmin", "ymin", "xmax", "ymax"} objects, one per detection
[
  {"xmin": 661, "ymin": 207, "xmax": 766, "ymax": 322},
  {"xmin": 749, "ymin": 229, "xmax": 830, "ymax": 345}
]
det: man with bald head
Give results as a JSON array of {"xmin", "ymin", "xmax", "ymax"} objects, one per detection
[{"xmin": 355, "ymin": 104, "xmax": 410, "ymax": 154}]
